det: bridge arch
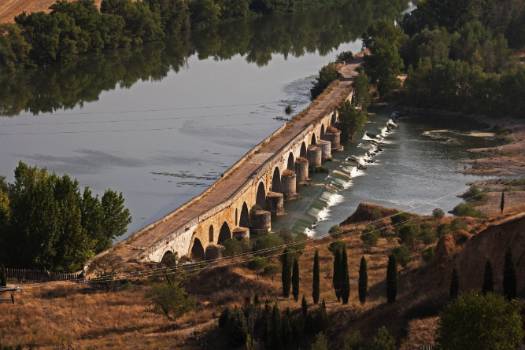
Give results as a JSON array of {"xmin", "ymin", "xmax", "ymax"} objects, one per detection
[
  {"xmin": 218, "ymin": 222, "xmax": 231, "ymax": 244},
  {"xmin": 191, "ymin": 238, "xmax": 205, "ymax": 260},
  {"xmin": 208, "ymin": 225, "xmax": 214, "ymax": 243},
  {"xmin": 321, "ymin": 124, "xmax": 326, "ymax": 138},
  {"xmin": 287, "ymin": 152, "xmax": 295, "ymax": 170},
  {"xmin": 311, "ymin": 133, "xmax": 317, "ymax": 145},
  {"xmin": 331, "ymin": 112, "xmax": 337, "ymax": 125},
  {"xmin": 161, "ymin": 250, "xmax": 177, "ymax": 266},
  {"xmin": 256, "ymin": 182, "xmax": 266, "ymax": 207},
  {"xmin": 300, "ymin": 142, "xmax": 307, "ymax": 158},
  {"xmin": 271, "ymin": 167, "xmax": 281, "ymax": 192},
  {"xmin": 239, "ymin": 202, "xmax": 250, "ymax": 227},
  {"xmin": 235, "ymin": 208, "xmax": 238, "ymax": 226}
]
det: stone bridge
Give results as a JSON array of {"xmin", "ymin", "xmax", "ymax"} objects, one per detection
[{"xmin": 88, "ymin": 59, "xmax": 361, "ymax": 273}]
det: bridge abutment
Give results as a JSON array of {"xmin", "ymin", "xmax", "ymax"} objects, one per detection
[
  {"xmin": 307, "ymin": 145, "xmax": 322, "ymax": 168},
  {"xmin": 295, "ymin": 157, "xmax": 309, "ymax": 184},
  {"xmin": 267, "ymin": 191, "xmax": 285, "ymax": 216}
]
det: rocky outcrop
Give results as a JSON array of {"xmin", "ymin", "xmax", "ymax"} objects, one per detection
[{"xmin": 341, "ymin": 202, "xmax": 399, "ymax": 225}]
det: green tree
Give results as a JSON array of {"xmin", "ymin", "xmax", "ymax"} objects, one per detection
[
  {"xmin": 310, "ymin": 63, "xmax": 341, "ymax": 100},
  {"xmin": 353, "ymin": 72, "xmax": 371, "ymax": 111},
  {"xmin": 292, "ymin": 258, "xmax": 300, "ymax": 302},
  {"xmin": 338, "ymin": 101, "xmax": 368, "ymax": 142},
  {"xmin": 100, "ymin": 189, "xmax": 131, "ymax": 246},
  {"xmin": 189, "ymin": 0, "xmax": 221, "ymax": 28},
  {"xmin": 341, "ymin": 247, "xmax": 350, "ymax": 304},
  {"xmin": 332, "ymin": 247, "xmax": 343, "ymax": 301},
  {"xmin": 312, "ymin": 250, "xmax": 320, "ymax": 304},
  {"xmin": 369, "ymin": 326, "xmax": 396, "ymax": 350},
  {"xmin": 437, "ymin": 293, "xmax": 524, "ymax": 350},
  {"xmin": 358, "ymin": 256, "xmax": 368, "ymax": 304},
  {"xmin": 391, "ymin": 245, "xmax": 411, "ymax": 268},
  {"xmin": 281, "ymin": 249, "xmax": 292, "ymax": 297},
  {"xmin": 450, "ymin": 268, "xmax": 459, "ymax": 299},
  {"xmin": 146, "ymin": 277, "xmax": 196, "ymax": 321},
  {"xmin": 386, "ymin": 255, "xmax": 397, "ymax": 303},
  {"xmin": 503, "ymin": 249, "xmax": 517, "ymax": 300},
  {"xmin": 482, "ymin": 260, "xmax": 493, "ymax": 294}
]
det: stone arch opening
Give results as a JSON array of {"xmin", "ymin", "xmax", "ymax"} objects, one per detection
[
  {"xmin": 287, "ymin": 152, "xmax": 295, "ymax": 170},
  {"xmin": 311, "ymin": 133, "xmax": 317, "ymax": 145},
  {"xmin": 218, "ymin": 222, "xmax": 231, "ymax": 244},
  {"xmin": 240, "ymin": 202, "xmax": 250, "ymax": 227},
  {"xmin": 256, "ymin": 182, "xmax": 266, "ymax": 208},
  {"xmin": 331, "ymin": 112, "xmax": 337, "ymax": 125},
  {"xmin": 272, "ymin": 167, "xmax": 281, "ymax": 192},
  {"xmin": 208, "ymin": 225, "xmax": 214, "ymax": 243},
  {"xmin": 191, "ymin": 238, "xmax": 205, "ymax": 260},
  {"xmin": 321, "ymin": 124, "xmax": 326, "ymax": 138},
  {"xmin": 300, "ymin": 142, "xmax": 307, "ymax": 158},
  {"xmin": 235, "ymin": 208, "xmax": 238, "ymax": 226},
  {"xmin": 161, "ymin": 250, "xmax": 177, "ymax": 266}
]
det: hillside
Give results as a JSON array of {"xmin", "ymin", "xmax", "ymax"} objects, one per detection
[{"xmin": 0, "ymin": 0, "xmax": 101, "ymax": 23}]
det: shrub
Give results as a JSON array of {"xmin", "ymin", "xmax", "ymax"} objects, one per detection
[
  {"xmin": 391, "ymin": 211, "xmax": 411, "ymax": 226},
  {"xmin": 223, "ymin": 238, "xmax": 250, "ymax": 257},
  {"xmin": 247, "ymin": 256, "xmax": 267, "ymax": 271},
  {"xmin": 262, "ymin": 264, "xmax": 279, "ymax": 280},
  {"xmin": 450, "ymin": 218, "xmax": 468, "ymax": 231},
  {"xmin": 252, "ymin": 233, "xmax": 284, "ymax": 255},
  {"xmin": 369, "ymin": 326, "xmax": 396, "ymax": 350},
  {"xmin": 146, "ymin": 279, "xmax": 196, "ymax": 320},
  {"xmin": 432, "ymin": 208, "xmax": 445, "ymax": 219},
  {"xmin": 422, "ymin": 247, "xmax": 435, "ymax": 263},
  {"xmin": 398, "ymin": 223, "xmax": 420, "ymax": 248},
  {"xmin": 437, "ymin": 293, "xmax": 523, "ymax": 350},
  {"xmin": 462, "ymin": 185, "xmax": 487, "ymax": 203},
  {"xmin": 420, "ymin": 223, "xmax": 437, "ymax": 244},
  {"xmin": 392, "ymin": 245, "xmax": 411, "ymax": 267},
  {"xmin": 336, "ymin": 51, "xmax": 354, "ymax": 63},
  {"xmin": 360, "ymin": 226, "xmax": 380, "ymax": 247},
  {"xmin": 452, "ymin": 203, "xmax": 484, "ymax": 218},
  {"xmin": 329, "ymin": 225, "xmax": 343, "ymax": 238}
]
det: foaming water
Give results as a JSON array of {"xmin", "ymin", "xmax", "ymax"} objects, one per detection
[{"xmin": 273, "ymin": 111, "xmax": 499, "ymax": 238}]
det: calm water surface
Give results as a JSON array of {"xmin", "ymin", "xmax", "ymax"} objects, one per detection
[{"xmin": 1, "ymin": 2, "xmax": 487, "ymax": 239}]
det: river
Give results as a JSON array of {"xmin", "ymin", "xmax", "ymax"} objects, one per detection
[{"xmin": 0, "ymin": 1, "xmax": 495, "ymax": 239}]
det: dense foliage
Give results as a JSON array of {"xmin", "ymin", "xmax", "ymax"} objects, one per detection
[
  {"xmin": 437, "ymin": 293, "xmax": 524, "ymax": 350},
  {"xmin": 0, "ymin": 0, "xmax": 409, "ymax": 72},
  {"xmin": 0, "ymin": 162, "xmax": 131, "ymax": 271},
  {"xmin": 361, "ymin": 0, "xmax": 525, "ymax": 118},
  {"xmin": 0, "ymin": 0, "xmax": 410, "ymax": 116},
  {"xmin": 218, "ymin": 298, "xmax": 329, "ymax": 348}
]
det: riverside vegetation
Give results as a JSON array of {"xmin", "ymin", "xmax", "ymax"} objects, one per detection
[
  {"xmin": 360, "ymin": 0, "xmax": 525, "ymax": 118},
  {"xmin": 0, "ymin": 162, "xmax": 131, "ymax": 272}
]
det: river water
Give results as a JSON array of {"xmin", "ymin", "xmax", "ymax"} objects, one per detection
[{"xmin": 0, "ymin": 2, "xmax": 495, "ymax": 239}]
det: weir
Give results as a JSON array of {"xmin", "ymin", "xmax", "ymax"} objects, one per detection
[{"xmin": 87, "ymin": 58, "xmax": 362, "ymax": 274}]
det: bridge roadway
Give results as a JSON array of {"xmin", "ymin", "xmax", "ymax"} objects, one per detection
[{"xmin": 88, "ymin": 59, "xmax": 361, "ymax": 274}]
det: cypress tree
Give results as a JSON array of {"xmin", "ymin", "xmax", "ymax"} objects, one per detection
[
  {"xmin": 0, "ymin": 265, "xmax": 6, "ymax": 287},
  {"xmin": 450, "ymin": 268, "xmax": 459, "ymax": 299},
  {"xmin": 292, "ymin": 258, "xmax": 300, "ymax": 302},
  {"xmin": 359, "ymin": 256, "xmax": 368, "ymax": 304},
  {"xmin": 482, "ymin": 260, "xmax": 494, "ymax": 294},
  {"xmin": 341, "ymin": 248, "xmax": 350, "ymax": 304},
  {"xmin": 301, "ymin": 295, "xmax": 308, "ymax": 318},
  {"xmin": 318, "ymin": 299, "xmax": 329, "ymax": 331},
  {"xmin": 271, "ymin": 304, "xmax": 282, "ymax": 349},
  {"xmin": 313, "ymin": 250, "xmax": 320, "ymax": 304},
  {"xmin": 386, "ymin": 255, "xmax": 397, "ymax": 303},
  {"xmin": 281, "ymin": 249, "xmax": 291, "ymax": 298},
  {"xmin": 333, "ymin": 248, "xmax": 342, "ymax": 301},
  {"xmin": 503, "ymin": 249, "xmax": 517, "ymax": 300},
  {"xmin": 500, "ymin": 191, "xmax": 505, "ymax": 214}
]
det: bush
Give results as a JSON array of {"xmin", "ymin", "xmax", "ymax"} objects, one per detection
[
  {"xmin": 450, "ymin": 218, "xmax": 468, "ymax": 231},
  {"xmin": 432, "ymin": 208, "xmax": 445, "ymax": 219},
  {"xmin": 247, "ymin": 256, "xmax": 267, "ymax": 271},
  {"xmin": 252, "ymin": 233, "xmax": 284, "ymax": 255},
  {"xmin": 452, "ymin": 203, "xmax": 484, "ymax": 218},
  {"xmin": 392, "ymin": 245, "xmax": 411, "ymax": 267},
  {"xmin": 223, "ymin": 238, "xmax": 250, "ymax": 257},
  {"xmin": 391, "ymin": 211, "xmax": 411, "ymax": 226},
  {"xmin": 437, "ymin": 293, "xmax": 523, "ymax": 350},
  {"xmin": 336, "ymin": 51, "xmax": 354, "ymax": 63},
  {"xmin": 329, "ymin": 225, "xmax": 343, "ymax": 238},
  {"xmin": 310, "ymin": 63, "xmax": 341, "ymax": 100},
  {"xmin": 360, "ymin": 226, "xmax": 380, "ymax": 247},
  {"xmin": 461, "ymin": 185, "xmax": 487, "ymax": 203},
  {"xmin": 398, "ymin": 223, "xmax": 420, "ymax": 248},
  {"xmin": 369, "ymin": 326, "xmax": 396, "ymax": 350},
  {"xmin": 422, "ymin": 247, "xmax": 435, "ymax": 263},
  {"xmin": 146, "ymin": 279, "xmax": 195, "ymax": 320},
  {"xmin": 262, "ymin": 264, "xmax": 279, "ymax": 279},
  {"xmin": 420, "ymin": 223, "xmax": 437, "ymax": 244}
]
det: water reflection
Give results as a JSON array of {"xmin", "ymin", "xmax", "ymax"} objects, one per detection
[{"xmin": 0, "ymin": 0, "xmax": 408, "ymax": 116}]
